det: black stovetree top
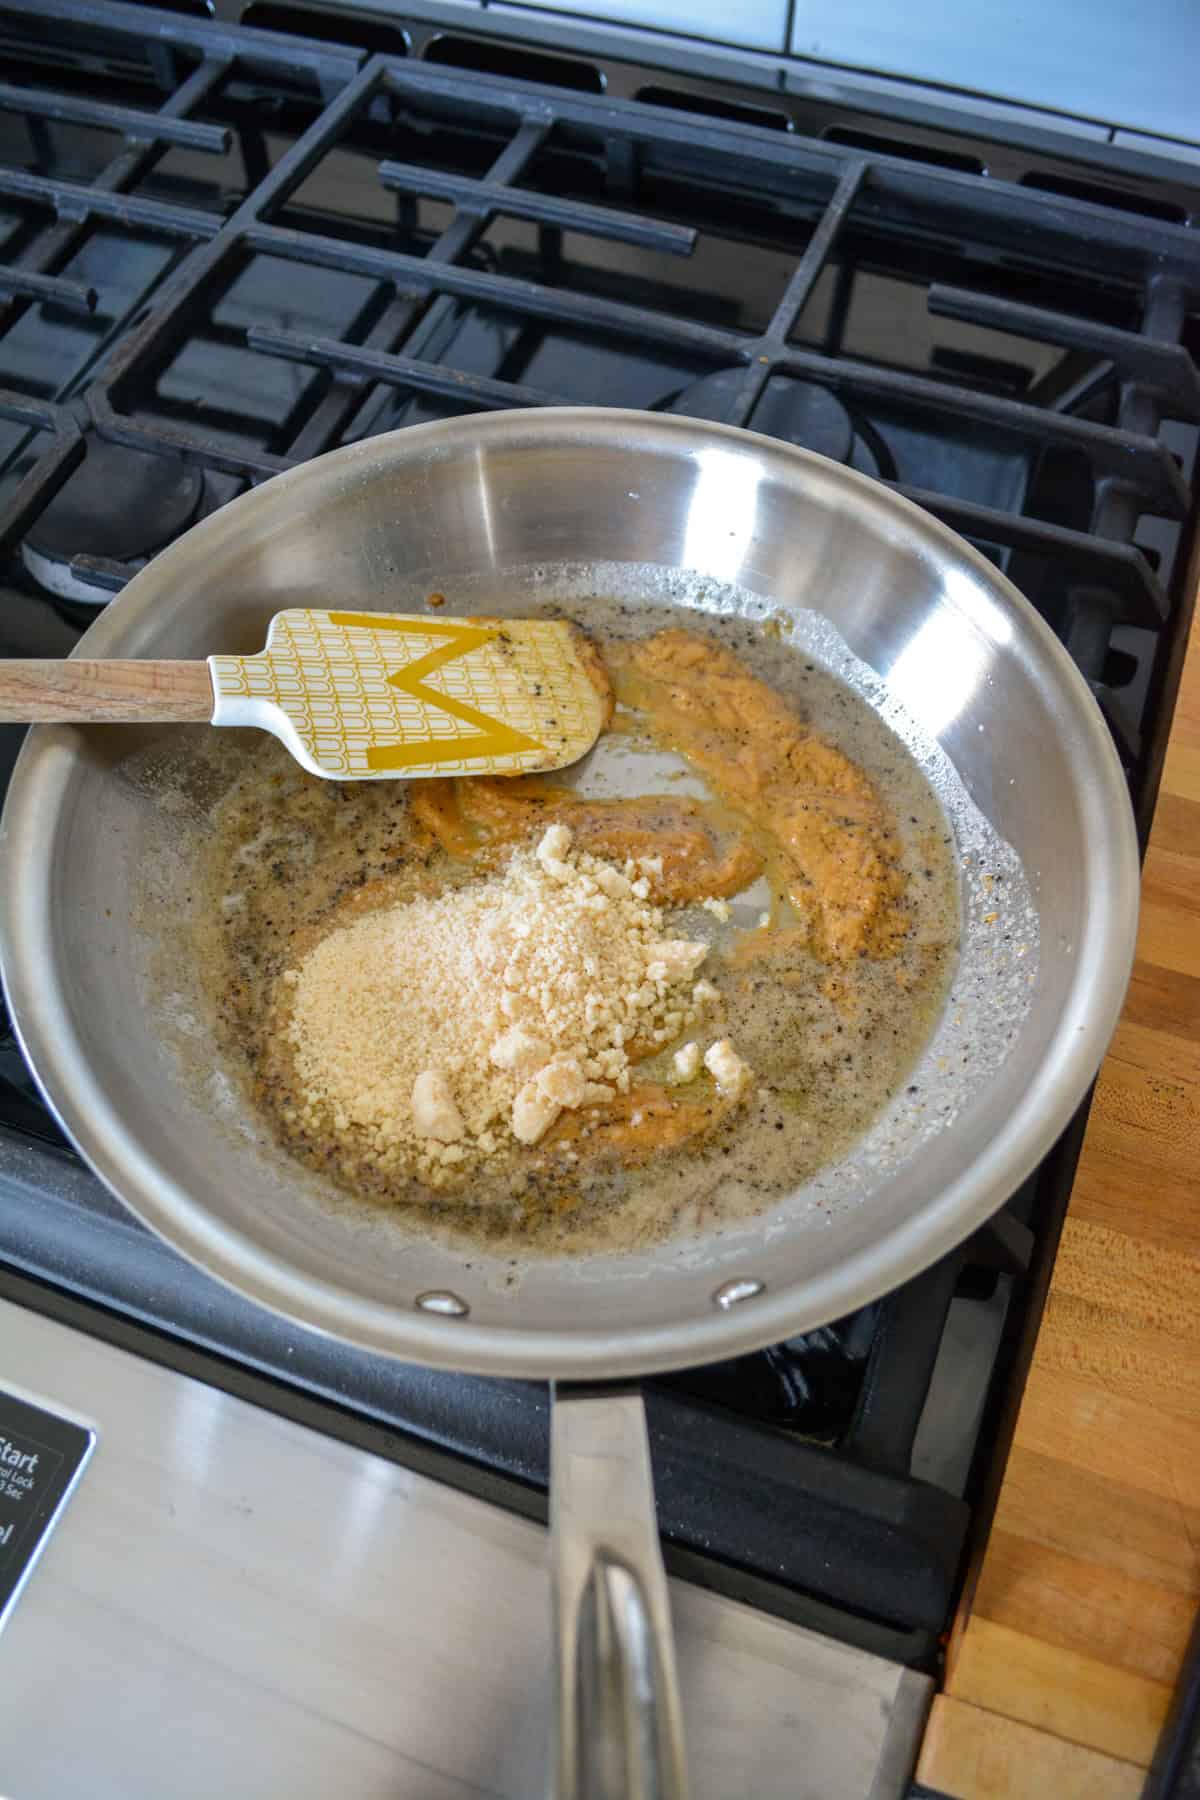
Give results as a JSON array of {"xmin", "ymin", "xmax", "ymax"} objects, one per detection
[{"xmin": 0, "ymin": 0, "xmax": 1196, "ymax": 1670}]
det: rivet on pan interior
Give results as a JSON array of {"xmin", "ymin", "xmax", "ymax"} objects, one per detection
[
  {"xmin": 415, "ymin": 1290, "xmax": 470, "ymax": 1317},
  {"xmin": 713, "ymin": 1277, "xmax": 765, "ymax": 1310}
]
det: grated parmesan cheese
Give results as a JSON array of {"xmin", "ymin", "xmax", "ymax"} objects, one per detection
[{"xmin": 283, "ymin": 825, "xmax": 731, "ymax": 1183}]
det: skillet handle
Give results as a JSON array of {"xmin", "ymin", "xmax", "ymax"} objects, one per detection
[{"xmin": 550, "ymin": 1385, "xmax": 688, "ymax": 1800}]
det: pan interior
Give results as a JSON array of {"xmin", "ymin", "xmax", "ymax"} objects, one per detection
[{"xmin": 139, "ymin": 564, "xmax": 1034, "ymax": 1264}]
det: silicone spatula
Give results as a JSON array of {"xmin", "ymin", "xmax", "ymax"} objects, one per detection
[{"xmin": 0, "ymin": 610, "xmax": 609, "ymax": 779}]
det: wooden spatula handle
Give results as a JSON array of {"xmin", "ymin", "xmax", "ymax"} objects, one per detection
[{"xmin": 0, "ymin": 660, "xmax": 214, "ymax": 723}]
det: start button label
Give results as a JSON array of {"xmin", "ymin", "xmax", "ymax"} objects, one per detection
[{"xmin": 0, "ymin": 1389, "xmax": 94, "ymax": 1629}]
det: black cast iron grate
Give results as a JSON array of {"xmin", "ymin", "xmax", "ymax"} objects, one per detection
[{"xmin": 0, "ymin": 0, "xmax": 1197, "ymax": 1667}]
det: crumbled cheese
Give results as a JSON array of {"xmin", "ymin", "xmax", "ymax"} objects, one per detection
[
  {"xmin": 512, "ymin": 1080, "xmax": 561, "ymax": 1146},
  {"xmin": 596, "ymin": 865, "xmax": 632, "ymax": 900},
  {"xmin": 648, "ymin": 940, "xmax": 709, "ymax": 982},
  {"xmin": 701, "ymin": 896, "xmax": 731, "ymax": 922},
  {"xmin": 673, "ymin": 1041, "xmax": 702, "ymax": 1083},
  {"xmin": 536, "ymin": 822, "xmax": 572, "ymax": 866},
  {"xmin": 535, "ymin": 1056, "xmax": 588, "ymax": 1109},
  {"xmin": 489, "ymin": 1025, "xmax": 550, "ymax": 1076},
  {"xmin": 411, "ymin": 1069, "xmax": 464, "ymax": 1142},
  {"xmin": 704, "ymin": 1038, "xmax": 753, "ymax": 1099},
  {"xmin": 285, "ymin": 824, "xmax": 712, "ymax": 1175},
  {"xmin": 692, "ymin": 978, "xmax": 720, "ymax": 1006}
]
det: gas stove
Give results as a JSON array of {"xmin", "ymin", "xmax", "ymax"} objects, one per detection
[{"xmin": 0, "ymin": 0, "xmax": 1196, "ymax": 1682}]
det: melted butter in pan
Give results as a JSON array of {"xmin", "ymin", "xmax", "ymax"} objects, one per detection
[{"xmin": 199, "ymin": 608, "xmax": 960, "ymax": 1256}]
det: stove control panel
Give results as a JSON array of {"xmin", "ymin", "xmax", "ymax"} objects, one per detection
[{"xmin": 0, "ymin": 1388, "xmax": 93, "ymax": 1629}]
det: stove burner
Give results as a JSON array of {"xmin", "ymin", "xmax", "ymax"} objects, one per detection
[
  {"xmin": 749, "ymin": 379, "xmax": 855, "ymax": 464},
  {"xmin": 666, "ymin": 368, "xmax": 854, "ymax": 462},
  {"xmin": 22, "ymin": 442, "xmax": 205, "ymax": 606},
  {"xmin": 663, "ymin": 369, "xmax": 891, "ymax": 479}
]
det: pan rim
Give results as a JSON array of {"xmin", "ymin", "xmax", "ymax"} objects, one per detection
[{"xmin": 0, "ymin": 407, "xmax": 1141, "ymax": 1379}]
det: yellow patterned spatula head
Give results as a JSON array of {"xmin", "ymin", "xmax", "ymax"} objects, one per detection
[{"xmin": 208, "ymin": 610, "xmax": 608, "ymax": 780}]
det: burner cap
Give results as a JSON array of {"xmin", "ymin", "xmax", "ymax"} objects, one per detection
[
  {"xmin": 751, "ymin": 377, "xmax": 855, "ymax": 464},
  {"xmin": 666, "ymin": 369, "xmax": 855, "ymax": 464},
  {"xmin": 25, "ymin": 441, "xmax": 204, "ymax": 566}
]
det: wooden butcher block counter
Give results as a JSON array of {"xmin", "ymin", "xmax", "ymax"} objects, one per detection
[{"xmin": 917, "ymin": 580, "xmax": 1200, "ymax": 1796}]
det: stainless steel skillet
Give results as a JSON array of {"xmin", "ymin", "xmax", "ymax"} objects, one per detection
[{"xmin": 0, "ymin": 409, "xmax": 1139, "ymax": 1796}]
